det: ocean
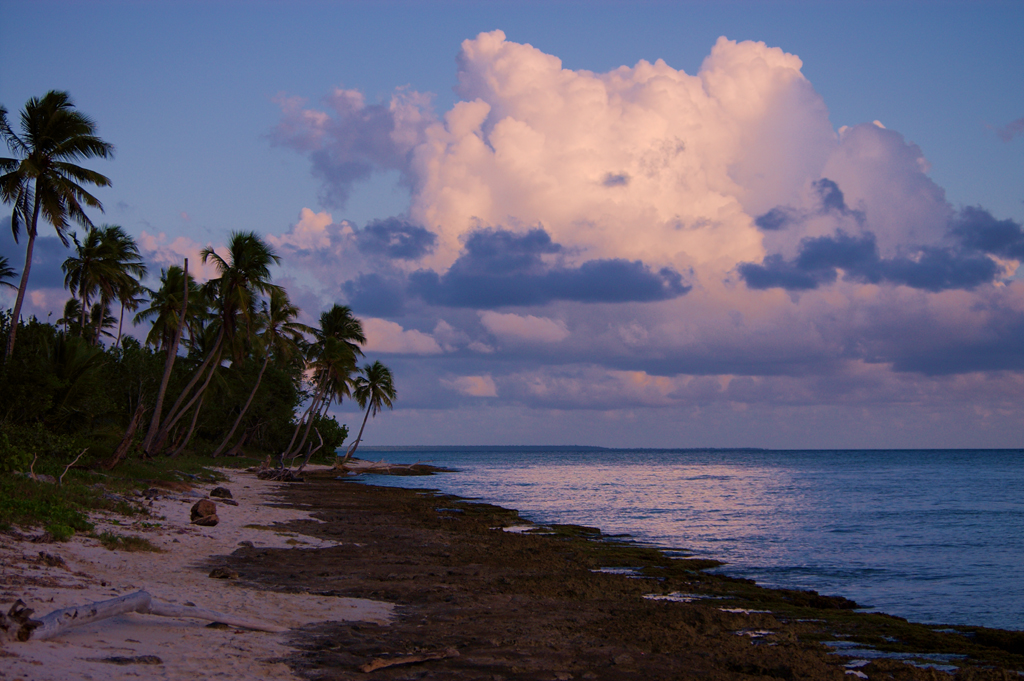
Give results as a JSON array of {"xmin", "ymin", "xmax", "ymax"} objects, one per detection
[{"xmin": 355, "ymin": 448, "xmax": 1024, "ymax": 631}]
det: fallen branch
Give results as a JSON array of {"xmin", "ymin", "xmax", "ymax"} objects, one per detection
[
  {"xmin": 359, "ymin": 648, "xmax": 459, "ymax": 673},
  {"xmin": 59, "ymin": 448, "xmax": 88, "ymax": 486},
  {"xmin": 1, "ymin": 590, "xmax": 287, "ymax": 642}
]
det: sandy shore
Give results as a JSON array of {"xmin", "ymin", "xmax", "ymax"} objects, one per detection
[
  {"xmin": 4, "ymin": 467, "xmax": 1022, "ymax": 680},
  {"xmin": 0, "ymin": 467, "xmax": 393, "ymax": 681}
]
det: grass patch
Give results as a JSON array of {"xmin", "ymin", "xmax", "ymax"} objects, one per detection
[
  {"xmin": 0, "ymin": 476, "xmax": 95, "ymax": 540},
  {"xmin": 0, "ymin": 451, "xmax": 261, "ymax": 541},
  {"xmin": 95, "ymin": 530, "xmax": 162, "ymax": 552}
]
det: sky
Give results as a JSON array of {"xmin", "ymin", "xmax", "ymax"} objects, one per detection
[{"xmin": 1, "ymin": 0, "xmax": 1023, "ymax": 448}]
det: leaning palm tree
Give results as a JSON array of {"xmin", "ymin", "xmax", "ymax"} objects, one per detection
[
  {"xmin": 341, "ymin": 361, "xmax": 396, "ymax": 464},
  {"xmin": 0, "ymin": 92, "xmax": 114, "ymax": 361},
  {"xmin": 279, "ymin": 304, "xmax": 365, "ymax": 465},
  {"xmin": 211, "ymin": 287, "xmax": 311, "ymax": 457},
  {"xmin": 146, "ymin": 232, "xmax": 280, "ymax": 456}
]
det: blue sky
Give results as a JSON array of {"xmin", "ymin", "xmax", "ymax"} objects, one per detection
[{"xmin": 2, "ymin": 0, "xmax": 1023, "ymax": 448}]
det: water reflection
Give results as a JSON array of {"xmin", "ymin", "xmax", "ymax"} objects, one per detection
[{"xmin": 364, "ymin": 449, "xmax": 1024, "ymax": 630}]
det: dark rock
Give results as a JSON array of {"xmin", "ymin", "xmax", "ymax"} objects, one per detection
[
  {"xmin": 37, "ymin": 552, "xmax": 66, "ymax": 568},
  {"xmin": 209, "ymin": 567, "xmax": 239, "ymax": 579},
  {"xmin": 219, "ymin": 498, "xmax": 239, "ymax": 506},
  {"xmin": 238, "ymin": 540, "xmax": 254, "ymax": 548},
  {"xmin": 193, "ymin": 514, "xmax": 219, "ymax": 527},
  {"xmin": 210, "ymin": 486, "xmax": 233, "ymax": 499},
  {"xmin": 190, "ymin": 499, "xmax": 217, "ymax": 521}
]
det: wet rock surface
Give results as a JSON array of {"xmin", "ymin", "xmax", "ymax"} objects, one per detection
[{"xmin": 219, "ymin": 475, "xmax": 1024, "ymax": 680}]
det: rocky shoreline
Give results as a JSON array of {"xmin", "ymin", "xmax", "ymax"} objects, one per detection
[{"xmin": 216, "ymin": 470, "xmax": 1024, "ymax": 680}]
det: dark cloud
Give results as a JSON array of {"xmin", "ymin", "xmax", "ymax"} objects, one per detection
[
  {"xmin": 341, "ymin": 272, "xmax": 407, "ymax": 317},
  {"xmin": 342, "ymin": 227, "xmax": 689, "ymax": 310},
  {"xmin": 409, "ymin": 227, "xmax": 689, "ymax": 307},
  {"xmin": 754, "ymin": 207, "xmax": 794, "ymax": 231},
  {"xmin": 355, "ymin": 218, "xmax": 437, "ymax": 260},
  {"xmin": 739, "ymin": 229, "xmax": 1000, "ymax": 293},
  {"xmin": 753, "ymin": 177, "xmax": 864, "ymax": 232},
  {"xmin": 602, "ymin": 172, "xmax": 630, "ymax": 187},
  {"xmin": 950, "ymin": 206, "xmax": 1024, "ymax": 260},
  {"xmin": 0, "ymin": 218, "xmax": 69, "ymax": 290}
]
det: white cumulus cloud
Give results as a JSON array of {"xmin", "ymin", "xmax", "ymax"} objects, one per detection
[
  {"xmin": 479, "ymin": 311, "xmax": 569, "ymax": 343},
  {"xmin": 363, "ymin": 318, "xmax": 442, "ymax": 355}
]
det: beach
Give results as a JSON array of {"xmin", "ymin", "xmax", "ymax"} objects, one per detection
[
  {"xmin": 0, "ymin": 468, "xmax": 392, "ymax": 681},
  {"xmin": 2, "ymin": 466, "xmax": 1022, "ymax": 680}
]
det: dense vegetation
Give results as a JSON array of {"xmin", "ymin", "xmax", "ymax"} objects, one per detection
[{"xmin": 0, "ymin": 90, "xmax": 397, "ymax": 539}]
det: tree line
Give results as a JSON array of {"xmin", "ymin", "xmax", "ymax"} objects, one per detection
[{"xmin": 0, "ymin": 90, "xmax": 395, "ymax": 473}]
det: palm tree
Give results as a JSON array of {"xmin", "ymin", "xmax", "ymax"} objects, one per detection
[
  {"xmin": 98, "ymin": 225, "xmax": 147, "ymax": 348},
  {"xmin": 135, "ymin": 265, "xmax": 205, "ymax": 352},
  {"xmin": 0, "ymin": 92, "xmax": 114, "ymax": 362},
  {"xmin": 279, "ymin": 304, "xmax": 365, "ymax": 465},
  {"xmin": 0, "ymin": 255, "xmax": 16, "ymax": 290},
  {"xmin": 63, "ymin": 224, "xmax": 147, "ymax": 345},
  {"xmin": 57, "ymin": 297, "xmax": 82, "ymax": 335},
  {"xmin": 341, "ymin": 361, "xmax": 396, "ymax": 464},
  {"xmin": 137, "ymin": 260, "xmax": 196, "ymax": 455},
  {"xmin": 211, "ymin": 287, "xmax": 311, "ymax": 457},
  {"xmin": 86, "ymin": 300, "xmax": 118, "ymax": 345},
  {"xmin": 146, "ymin": 232, "xmax": 280, "ymax": 455}
]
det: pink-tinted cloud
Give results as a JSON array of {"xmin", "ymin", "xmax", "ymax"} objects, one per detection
[{"xmin": 268, "ymin": 32, "xmax": 1024, "ymax": 445}]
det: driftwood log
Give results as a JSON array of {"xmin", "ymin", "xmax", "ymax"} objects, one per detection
[{"xmin": 1, "ymin": 590, "xmax": 287, "ymax": 642}]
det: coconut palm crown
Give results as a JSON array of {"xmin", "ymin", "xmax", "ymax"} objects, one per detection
[{"xmin": 0, "ymin": 91, "xmax": 114, "ymax": 361}]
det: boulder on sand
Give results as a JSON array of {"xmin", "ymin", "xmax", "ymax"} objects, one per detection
[{"xmin": 190, "ymin": 499, "xmax": 218, "ymax": 525}]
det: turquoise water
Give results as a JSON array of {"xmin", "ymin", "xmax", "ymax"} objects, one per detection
[{"xmin": 356, "ymin": 448, "xmax": 1024, "ymax": 630}]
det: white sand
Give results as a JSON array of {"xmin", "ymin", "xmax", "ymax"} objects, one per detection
[{"xmin": 0, "ymin": 467, "xmax": 393, "ymax": 680}]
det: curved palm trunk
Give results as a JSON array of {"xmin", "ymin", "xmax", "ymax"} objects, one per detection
[
  {"xmin": 148, "ymin": 325, "xmax": 224, "ymax": 455},
  {"xmin": 296, "ymin": 428, "xmax": 324, "ymax": 473},
  {"xmin": 293, "ymin": 394, "xmax": 331, "ymax": 463},
  {"xmin": 211, "ymin": 353, "xmax": 270, "ymax": 457},
  {"xmin": 278, "ymin": 386, "xmax": 325, "ymax": 466},
  {"xmin": 4, "ymin": 191, "xmax": 41, "ymax": 364},
  {"xmin": 341, "ymin": 404, "xmax": 372, "ymax": 465},
  {"xmin": 226, "ymin": 429, "xmax": 251, "ymax": 457},
  {"xmin": 151, "ymin": 345, "xmax": 221, "ymax": 455},
  {"xmin": 170, "ymin": 391, "xmax": 206, "ymax": 458},
  {"xmin": 142, "ymin": 259, "xmax": 189, "ymax": 454}
]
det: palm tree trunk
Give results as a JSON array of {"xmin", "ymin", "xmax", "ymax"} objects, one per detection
[
  {"xmin": 142, "ymin": 259, "xmax": 189, "ymax": 454},
  {"xmin": 297, "ymin": 428, "xmax": 324, "ymax": 473},
  {"xmin": 226, "ymin": 429, "xmax": 251, "ymax": 457},
  {"xmin": 278, "ymin": 386, "xmax": 325, "ymax": 466},
  {"xmin": 79, "ymin": 291, "xmax": 89, "ymax": 341},
  {"xmin": 170, "ymin": 391, "xmax": 206, "ymax": 458},
  {"xmin": 4, "ymin": 191, "xmax": 41, "ymax": 364},
  {"xmin": 211, "ymin": 352, "xmax": 270, "ymax": 457},
  {"xmin": 342, "ymin": 404, "xmax": 372, "ymax": 465},
  {"xmin": 294, "ymin": 394, "xmax": 331, "ymax": 462},
  {"xmin": 147, "ymin": 325, "xmax": 224, "ymax": 454},
  {"xmin": 151, "ymin": 345, "xmax": 221, "ymax": 455},
  {"xmin": 115, "ymin": 301, "xmax": 126, "ymax": 350}
]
